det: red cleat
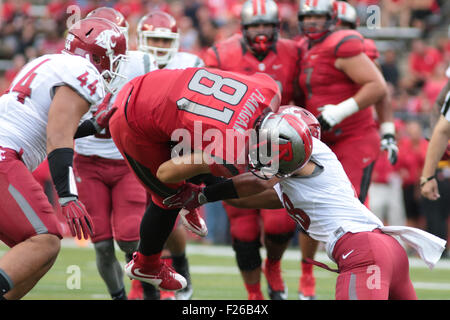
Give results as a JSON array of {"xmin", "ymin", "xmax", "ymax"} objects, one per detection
[
  {"xmin": 125, "ymin": 252, "xmax": 187, "ymax": 291},
  {"xmin": 299, "ymin": 274, "xmax": 316, "ymax": 300},
  {"xmin": 128, "ymin": 279, "xmax": 143, "ymax": 300},
  {"xmin": 248, "ymin": 291, "xmax": 265, "ymax": 300},
  {"xmin": 179, "ymin": 208, "xmax": 208, "ymax": 237}
]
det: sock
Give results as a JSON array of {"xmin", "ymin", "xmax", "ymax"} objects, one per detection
[
  {"xmin": 111, "ymin": 287, "xmax": 127, "ymax": 300},
  {"xmin": 244, "ymin": 282, "xmax": 262, "ymax": 295},
  {"xmin": 0, "ymin": 269, "xmax": 13, "ymax": 296},
  {"xmin": 138, "ymin": 201, "xmax": 179, "ymax": 256},
  {"xmin": 172, "ymin": 253, "xmax": 190, "ymax": 279},
  {"xmin": 301, "ymin": 259, "xmax": 314, "ymax": 276}
]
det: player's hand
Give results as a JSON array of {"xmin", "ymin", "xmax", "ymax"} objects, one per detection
[
  {"xmin": 163, "ymin": 183, "xmax": 208, "ymax": 210},
  {"xmin": 381, "ymin": 133, "xmax": 398, "ymax": 165},
  {"xmin": 317, "ymin": 104, "xmax": 341, "ymax": 131},
  {"xmin": 59, "ymin": 196, "xmax": 94, "ymax": 240},
  {"xmin": 421, "ymin": 178, "xmax": 440, "ymax": 201},
  {"xmin": 92, "ymin": 93, "xmax": 116, "ymax": 132}
]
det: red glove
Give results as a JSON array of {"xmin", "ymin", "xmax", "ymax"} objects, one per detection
[
  {"xmin": 59, "ymin": 197, "xmax": 95, "ymax": 240},
  {"xmin": 92, "ymin": 93, "xmax": 117, "ymax": 136},
  {"xmin": 163, "ymin": 183, "xmax": 207, "ymax": 210}
]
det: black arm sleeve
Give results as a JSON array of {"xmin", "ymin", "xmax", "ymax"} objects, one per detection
[
  {"xmin": 203, "ymin": 179, "xmax": 239, "ymax": 202},
  {"xmin": 73, "ymin": 119, "xmax": 97, "ymax": 139},
  {"xmin": 47, "ymin": 148, "xmax": 77, "ymax": 198}
]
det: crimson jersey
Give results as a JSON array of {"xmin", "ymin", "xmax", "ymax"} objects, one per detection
[
  {"xmin": 117, "ymin": 67, "xmax": 281, "ymax": 165},
  {"xmin": 298, "ymin": 29, "xmax": 377, "ymax": 144},
  {"xmin": 364, "ymin": 38, "xmax": 379, "ymax": 61},
  {"xmin": 204, "ymin": 34, "xmax": 301, "ymax": 105}
]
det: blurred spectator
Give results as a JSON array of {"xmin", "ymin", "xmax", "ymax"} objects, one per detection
[
  {"xmin": 408, "ymin": 39, "xmax": 443, "ymax": 86},
  {"xmin": 381, "ymin": 0, "xmax": 411, "ymax": 28},
  {"xmin": 380, "ymin": 49, "xmax": 400, "ymax": 87},
  {"xmin": 4, "ymin": 54, "xmax": 26, "ymax": 85}
]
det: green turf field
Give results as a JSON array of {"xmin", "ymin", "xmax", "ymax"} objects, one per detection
[{"xmin": 1, "ymin": 240, "xmax": 449, "ymax": 300}]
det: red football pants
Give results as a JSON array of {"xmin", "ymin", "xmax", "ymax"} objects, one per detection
[
  {"xmin": 0, "ymin": 147, "xmax": 62, "ymax": 247},
  {"xmin": 333, "ymin": 229, "xmax": 417, "ymax": 300},
  {"xmin": 223, "ymin": 202, "xmax": 296, "ymax": 242},
  {"xmin": 74, "ymin": 154, "xmax": 147, "ymax": 243}
]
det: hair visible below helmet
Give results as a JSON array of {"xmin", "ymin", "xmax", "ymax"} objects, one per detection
[
  {"xmin": 63, "ymin": 17, "xmax": 128, "ymax": 93},
  {"xmin": 278, "ymin": 105, "xmax": 321, "ymax": 140},
  {"xmin": 241, "ymin": 0, "xmax": 280, "ymax": 55},
  {"xmin": 298, "ymin": 0, "xmax": 337, "ymax": 40},
  {"xmin": 86, "ymin": 7, "xmax": 129, "ymax": 43},
  {"xmin": 249, "ymin": 112, "xmax": 313, "ymax": 179},
  {"xmin": 137, "ymin": 11, "xmax": 179, "ymax": 68},
  {"xmin": 335, "ymin": 1, "xmax": 357, "ymax": 29}
]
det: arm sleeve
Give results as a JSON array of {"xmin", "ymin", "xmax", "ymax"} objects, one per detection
[{"xmin": 334, "ymin": 34, "xmax": 364, "ymax": 58}]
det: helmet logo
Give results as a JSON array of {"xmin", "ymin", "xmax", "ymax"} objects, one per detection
[{"xmin": 95, "ymin": 29, "xmax": 121, "ymax": 51}]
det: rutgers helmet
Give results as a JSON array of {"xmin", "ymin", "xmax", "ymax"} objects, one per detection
[
  {"xmin": 298, "ymin": 0, "xmax": 337, "ymax": 40},
  {"xmin": 249, "ymin": 112, "xmax": 313, "ymax": 179},
  {"xmin": 86, "ymin": 7, "xmax": 129, "ymax": 43},
  {"xmin": 63, "ymin": 17, "xmax": 128, "ymax": 93},
  {"xmin": 279, "ymin": 105, "xmax": 321, "ymax": 140},
  {"xmin": 241, "ymin": 0, "xmax": 280, "ymax": 55},
  {"xmin": 137, "ymin": 11, "xmax": 179, "ymax": 68},
  {"xmin": 335, "ymin": 1, "xmax": 358, "ymax": 29}
]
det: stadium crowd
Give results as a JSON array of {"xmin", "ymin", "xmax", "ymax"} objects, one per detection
[{"xmin": 0, "ymin": 0, "xmax": 449, "ymax": 301}]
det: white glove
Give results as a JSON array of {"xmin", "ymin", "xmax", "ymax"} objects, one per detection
[{"xmin": 380, "ymin": 122, "xmax": 398, "ymax": 165}]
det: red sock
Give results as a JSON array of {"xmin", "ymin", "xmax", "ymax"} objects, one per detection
[
  {"xmin": 301, "ymin": 259, "xmax": 313, "ymax": 276},
  {"xmin": 138, "ymin": 252, "xmax": 162, "ymax": 269}
]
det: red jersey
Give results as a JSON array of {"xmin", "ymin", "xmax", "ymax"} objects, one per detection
[
  {"xmin": 298, "ymin": 29, "xmax": 377, "ymax": 143},
  {"xmin": 364, "ymin": 38, "xmax": 379, "ymax": 61},
  {"xmin": 121, "ymin": 67, "xmax": 281, "ymax": 165},
  {"xmin": 204, "ymin": 34, "xmax": 301, "ymax": 105}
]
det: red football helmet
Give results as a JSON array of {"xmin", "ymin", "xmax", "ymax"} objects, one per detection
[
  {"xmin": 249, "ymin": 112, "xmax": 313, "ymax": 179},
  {"xmin": 63, "ymin": 17, "xmax": 128, "ymax": 93},
  {"xmin": 335, "ymin": 1, "xmax": 358, "ymax": 29},
  {"xmin": 86, "ymin": 7, "xmax": 129, "ymax": 42},
  {"xmin": 298, "ymin": 0, "xmax": 337, "ymax": 40},
  {"xmin": 137, "ymin": 11, "xmax": 179, "ymax": 68},
  {"xmin": 279, "ymin": 105, "xmax": 321, "ymax": 140}
]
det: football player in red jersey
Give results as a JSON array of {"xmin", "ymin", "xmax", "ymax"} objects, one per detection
[
  {"xmin": 109, "ymin": 67, "xmax": 282, "ymax": 293},
  {"xmin": 204, "ymin": 0, "xmax": 301, "ymax": 300}
]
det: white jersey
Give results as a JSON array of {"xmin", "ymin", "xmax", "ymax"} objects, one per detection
[
  {"xmin": 273, "ymin": 138, "xmax": 383, "ymax": 260},
  {"xmin": 0, "ymin": 53, "xmax": 105, "ymax": 171},
  {"xmin": 164, "ymin": 51, "xmax": 204, "ymax": 70},
  {"xmin": 74, "ymin": 50, "xmax": 204, "ymax": 159}
]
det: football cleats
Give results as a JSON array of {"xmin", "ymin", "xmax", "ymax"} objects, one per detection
[
  {"xmin": 335, "ymin": 1, "xmax": 358, "ymax": 29},
  {"xmin": 298, "ymin": 0, "xmax": 337, "ymax": 40},
  {"xmin": 137, "ymin": 11, "xmax": 179, "ymax": 68},
  {"xmin": 241, "ymin": 0, "xmax": 280, "ymax": 55},
  {"xmin": 279, "ymin": 105, "xmax": 321, "ymax": 140},
  {"xmin": 249, "ymin": 112, "xmax": 313, "ymax": 179},
  {"xmin": 86, "ymin": 7, "xmax": 129, "ymax": 43},
  {"xmin": 63, "ymin": 17, "xmax": 128, "ymax": 94}
]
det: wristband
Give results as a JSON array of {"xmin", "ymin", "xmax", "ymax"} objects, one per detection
[
  {"xmin": 420, "ymin": 175, "xmax": 436, "ymax": 187},
  {"xmin": 380, "ymin": 122, "xmax": 396, "ymax": 136},
  {"xmin": 203, "ymin": 179, "xmax": 239, "ymax": 202},
  {"xmin": 48, "ymin": 148, "xmax": 78, "ymax": 198},
  {"xmin": 335, "ymin": 97, "xmax": 359, "ymax": 123}
]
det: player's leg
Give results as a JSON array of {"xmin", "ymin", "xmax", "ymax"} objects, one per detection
[
  {"xmin": 0, "ymin": 150, "xmax": 62, "ymax": 299},
  {"xmin": 298, "ymin": 230, "xmax": 319, "ymax": 300},
  {"xmin": 261, "ymin": 208, "xmax": 296, "ymax": 300},
  {"xmin": 224, "ymin": 203, "xmax": 264, "ymax": 300},
  {"xmin": 109, "ymin": 105, "xmax": 186, "ymax": 291},
  {"xmin": 74, "ymin": 154, "xmax": 128, "ymax": 299},
  {"xmin": 166, "ymin": 224, "xmax": 193, "ymax": 300}
]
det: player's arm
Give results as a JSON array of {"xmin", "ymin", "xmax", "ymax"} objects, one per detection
[
  {"xmin": 204, "ymin": 45, "xmax": 220, "ymax": 68},
  {"xmin": 335, "ymin": 53, "xmax": 387, "ymax": 109},
  {"xmin": 421, "ymin": 114, "xmax": 450, "ymax": 200},
  {"xmin": 224, "ymin": 188, "xmax": 283, "ymax": 209},
  {"xmin": 46, "ymin": 85, "xmax": 94, "ymax": 239},
  {"xmin": 430, "ymin": 80, "xmax": 450, "ymax": 130},
  {"xmin": 318, "ymin": 52, "xmax": 387, "ymax": 131}
]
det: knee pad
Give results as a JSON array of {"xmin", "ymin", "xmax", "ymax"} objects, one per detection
[
  {"xmin": 265, "ymin": 232, "xmax": 294, "ymax": 244},
  {"xmin": 232, "ymin": 239, "xmax": 261, "ymax": 271},
  {"xmin": 94, "ymin": 239, "xmax": 116, "ymax": 264},
  {"xmin": 116, "ymin": 240, "xmax": 139, "ymax": 256}
]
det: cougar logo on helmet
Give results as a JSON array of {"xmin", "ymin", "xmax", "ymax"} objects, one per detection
[{"xmin": 95, "ymin": 29, "xmax": 121, "ymax": 51}]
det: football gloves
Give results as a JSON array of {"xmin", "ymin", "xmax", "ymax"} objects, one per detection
[
  {"xmin": 163, "ymin": 183, "xmax": 208, "ymax": 210},
  {"xmin": 59, "ymin": 196, "xmax": 94, "ymax": 240},
  {"xmin": 380, "ymin": 122, "xmax": 398, "ymax": 165}
]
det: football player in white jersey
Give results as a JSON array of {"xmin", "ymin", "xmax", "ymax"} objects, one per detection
[
  {"xmin": 0, "ymin": 17, "xmax": 127, "ymax": 300},
  {"xmin": 160, "ymin": 108, "xmax": 446, "ymax": 300},
  {"xmin": 73, "ymin": 7, "xmax": 159, "ymax": 301},
  {"xmin": 133, "ymin": 10, "xmax": 205, "ymax": 300}
]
